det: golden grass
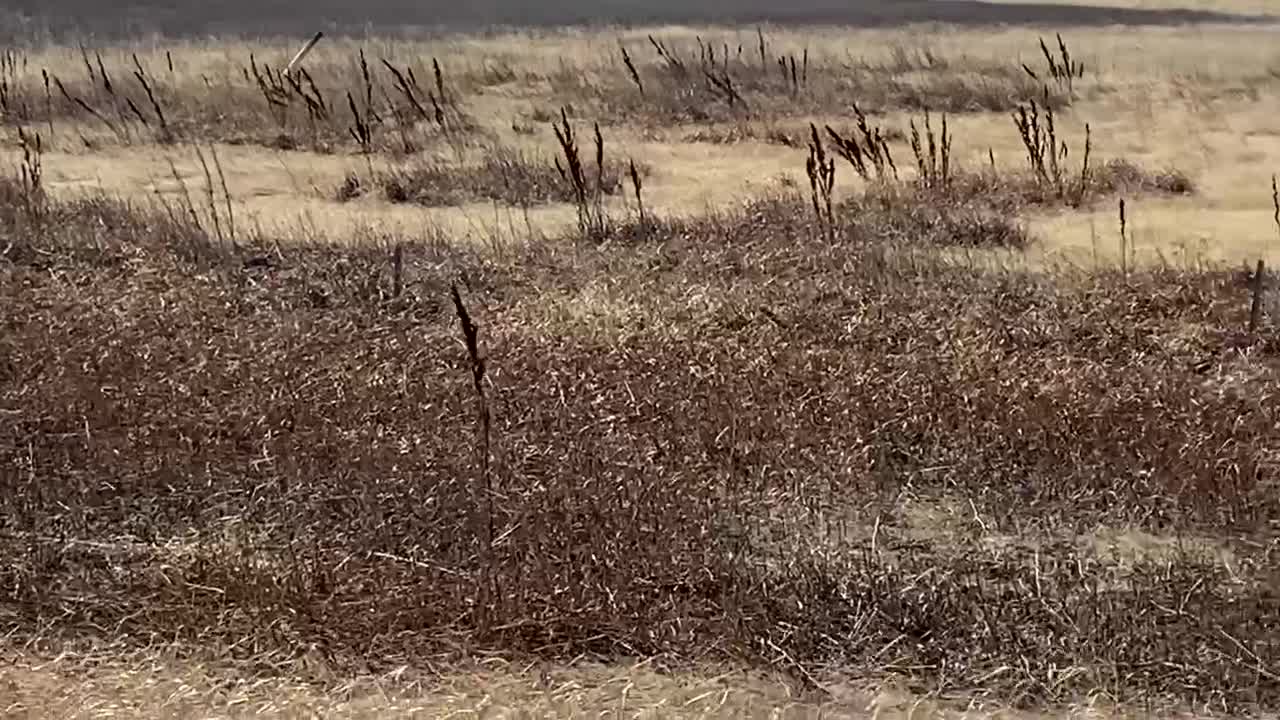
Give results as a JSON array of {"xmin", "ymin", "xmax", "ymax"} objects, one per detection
[
  {"xmin": 5, "ymin": 22, "xmax": 1280, "ymax": 262},
  {"xmin": 3, "ymin": 652, "xmax": 1248, "ymax": 719}
]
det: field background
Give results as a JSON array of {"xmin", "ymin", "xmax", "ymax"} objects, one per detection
[
  {"xmin": 4, "ymin": 0, "xmax": 1280, "ymax": 718},
  {"xmin": 11, "ymin": 20, "xmax": 1280, "ymax": 266},
  {"xmin": 4, "ymin": 0, "xmax": 1276, "ymax": 38}
]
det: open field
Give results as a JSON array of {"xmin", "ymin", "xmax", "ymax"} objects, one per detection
[
  {"xmin": 3, "ymin": 0, "xmax": 1276, "ymax": 40},
  {"xmin": 8, "ymin": 21, "xmax": 1280, "ymax": 262},
  {"xmin": 3, "ymin": 2, "xmax": 1280, "ymax": 718}
]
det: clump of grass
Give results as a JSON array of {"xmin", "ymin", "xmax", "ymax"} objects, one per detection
[
  {"xmin": 908, "ymin": 110, "xmax": 950, "ymax": 189},
  {"xmin": 1010, "ymin": 88, "xmax": 1099, "ymax": 204},
  {"xmin": 16, "ymin": 126, "xmax": 44, "ymax": 218},
  {"xmin": 805, "ymin": 124, "xmax": 836, "ymax": 232},
  {"xmin": 51, "ymin": 70, "xmax": 126, "ymax": 142},
  {"xmin": 628, "ymin": 158, "xmax": 646, "ymax": 228},
  {"xmin": 0, "ymin": 49, "xmax": 32, "ymax": 125},
  {"xmin": 682, "ymin": 121, "xmax": 804, "ymax": 147},
  {"xmin": 840, "ymin": 94, "xmax": 1189, "ymax": 214},
  {"xmin": 825, "ymin": 104, "xmax": 898, "ymax": 183},
  {"xmin": 336, "ymin": 171, "xmax": 363, "ymax": 202},
  {"xmin": 1007, "ymin": 97, "xmax": 1190, "ymax": 205},
  {"xmin": 346, "ymin": 89, "xmax": 374, "ymax": 153},
  {"xmin": 553, "ymin": 109, "xmax": 613, "ymax": 241},
  {"xmin": 347, "ymin": 144, "xmax": 640, "ymax": 208},
  {"xmin": 854, "ymin": 189, "xmax": 1033, "ymax": 249},
  {"xmin": 682, "ymin": 122, "xmax": 758, "ymax": 145},
  {"xmin": 797, "ymin": 97, "xmax": 1188, "ymax": 250},
  {"xmin": 1089, "ymin": 158, "xmax": 1195, "ymax": 196},
  {"xmin": 130, "ymin": 54, "xmax": 173, "ymax": 143},
  {"xmin": 1, "ymin": 185, "xmax": 225, "ymax": 268},
  {"xmin": 1022, "ymin": 33, "xmax": 1086, "ymax": 97}
]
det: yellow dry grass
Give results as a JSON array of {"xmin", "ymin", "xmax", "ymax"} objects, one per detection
[
  {"xmin": 3, "ymin": 651, "xmax": 1248, "ymax": 719},
  {"xmin": 5, "ymin": 21, "xmax": 1280, "ymax": 262}
]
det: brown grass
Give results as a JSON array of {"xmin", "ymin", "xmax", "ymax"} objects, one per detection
[
  {"xmin": 553, "ymin": 34, "xmax": 1073, "ymax": 129},
  {"xmin": 0, "ymin": 44, "xmax": 482, "ymax": 153},
  {"xmin": 3, "ymin": 161, "xmax": 1279, "ymax": 711},
  {"xmin": 346, "ymin": 144, "xmax": 644, "ymax": 208},
  {"xmin": 4, "ymin": 19, "xmax": 1280, "ymax": 718}
]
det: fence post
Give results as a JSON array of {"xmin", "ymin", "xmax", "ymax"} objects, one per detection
[{"xmin": 285, "ymin": 31, "xmax": 324, "ymax": 78}]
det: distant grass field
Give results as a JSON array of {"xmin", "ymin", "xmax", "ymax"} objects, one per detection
[{"xmin": 3, "ymin": 0, "xmax": 1273, "ymax": 40}]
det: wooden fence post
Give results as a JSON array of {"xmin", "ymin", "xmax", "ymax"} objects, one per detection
[{"xmin": 285, "ymin": 31, "xmax": 324, "ymax": 78}]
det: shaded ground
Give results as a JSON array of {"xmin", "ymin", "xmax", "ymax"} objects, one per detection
[{"xmin": 2, "ymin": 0, "xmax": 1273, "ymax": 41}]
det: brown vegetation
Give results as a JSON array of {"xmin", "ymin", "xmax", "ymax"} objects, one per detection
[
  {"xmin": 0, "ymin": 32, "xmax": 1086, "ymax": 153},
  {"xmin": 342, "ymin": 143, "xmax": 643, "ymax": 208},
  {"xmin": 0, "ymin": 44, "xmax": 478, "ymax": 153},
  {"xmin": 557, "ymin": 36, "xmax": 1073, "ymax": 128},
  {"xmin": 2, "ymin": 20, "xmax": 1278, "ymax": 718},
  {"xmin": 3, "ymin": 137, "xmax": 1278, "ymax": 712}
]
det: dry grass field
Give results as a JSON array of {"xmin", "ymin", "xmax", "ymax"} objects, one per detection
[{"xmin": 4, "ymin": 1, "xmax": 1280, "ymax": 717}]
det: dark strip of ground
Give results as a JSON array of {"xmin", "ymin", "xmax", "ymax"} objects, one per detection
[{"xmin": 3, "ymin": 0, "xmax": 1273, "ymax": 42}]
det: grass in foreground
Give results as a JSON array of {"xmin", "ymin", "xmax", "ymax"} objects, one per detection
[
  {"xmin": 1, "ymin": 21, "xmax": 1278, "ymax": 717},
  {"xmin": 6, "ymin": 650, "xmax": 1227, "ymax": 719},
  {"xmin": 2, "ymin": 153, "xmax": 1277, "ymax": 712}
]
